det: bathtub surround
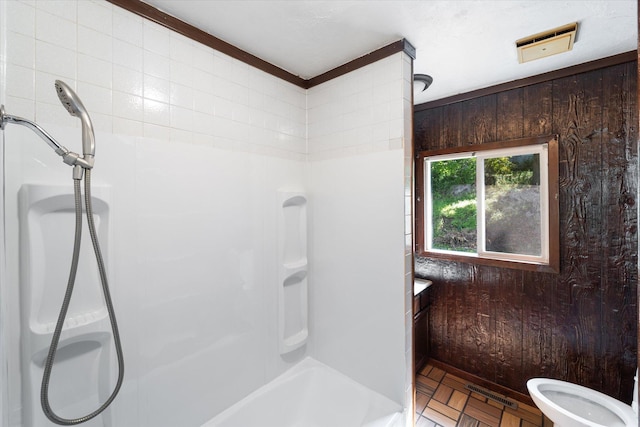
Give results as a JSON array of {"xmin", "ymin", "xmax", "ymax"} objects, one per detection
[
  {"xmin": 414, "ymin": 56, "xmax": 638, "ymax": 404},
  {"xmin": 0, "ymin": 2, "xmax": 7, "ymax": 425},
  {"xmin": 0, "ymin": 1, "xmax": 413, "ymax": 427}
]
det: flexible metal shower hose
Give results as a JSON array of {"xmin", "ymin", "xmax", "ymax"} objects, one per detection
[{"xmin": 41, "ymin": 169, "xmax": 125, "ymax": 425}]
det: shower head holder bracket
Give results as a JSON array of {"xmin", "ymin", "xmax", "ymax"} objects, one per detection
[
  {"xmin": 0, "ymin": 105, "xmax": 6, "ymax": 130},
  {"xmin": 0, "ymin": 104, "xmax": 93, "ymax": 170}
]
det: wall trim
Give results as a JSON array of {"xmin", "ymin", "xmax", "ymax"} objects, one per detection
[
  {"xmin": 306, "ymin": 39, "xmax": 415, "ymax": 88},
  {"xmin": 106, "ymin": 0, "xmax": 307, "ymax": 87},
  {"xmin": 106, "ymin": 0, "xmax": 413, "ymax": 89},
  {"xmin": 415, "ymin": 51, "xmax": 638, "ymax": 111}
]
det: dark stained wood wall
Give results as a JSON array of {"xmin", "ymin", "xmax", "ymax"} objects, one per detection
[{"xmin": 414, "ymin": 61, "xmax": 638, "ymax": 402}]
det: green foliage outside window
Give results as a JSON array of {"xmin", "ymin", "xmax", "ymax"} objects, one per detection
[
  {"xmin": 430, "ymin": 155, "xmax": 539, "ymax": 253},
  {"xmin": 430, "ymin": 157, "xmax": 475, "ymax": 194},
  {"xmin": 430, "ymin": 158, "xmax": 476, "ymax": 252}
]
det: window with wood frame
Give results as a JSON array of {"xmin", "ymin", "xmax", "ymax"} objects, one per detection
[{"xmin": 415, "ymin": 135, "xmax": 559, "ymax": 273}]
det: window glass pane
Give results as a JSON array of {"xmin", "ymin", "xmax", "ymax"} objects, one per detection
[
  {"xmin": 483, "ymin": 154, "xmax": 541, "ymax": 255},
  {"xmin": 430, "ymin": 157, "xmax": 476, "ymax": 252}
]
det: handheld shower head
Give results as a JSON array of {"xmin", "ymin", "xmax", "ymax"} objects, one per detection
[
  {"xmin": 55, "ymin": 80, "xmax": 84, "ymax": 117},
  {"xmin": 54, "ymin": 80, "xmax": 95, "ymax": 159}
]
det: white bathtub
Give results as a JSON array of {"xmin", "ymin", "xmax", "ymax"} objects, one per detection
[{"xmin": 202, "ymin": 357, "xmax": 405, "ymax": 427}]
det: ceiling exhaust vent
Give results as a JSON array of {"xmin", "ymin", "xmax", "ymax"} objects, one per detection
[{"xmin": 516, "ymin": 22, "xmax": 578, "ymax": 63}]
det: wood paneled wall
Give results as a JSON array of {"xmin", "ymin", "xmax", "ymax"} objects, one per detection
[{"xmin": 414, "ymin": 61, "xmax": 638, "ymax": 402}]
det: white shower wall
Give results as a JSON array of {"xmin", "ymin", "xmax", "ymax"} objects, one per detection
[
  {"xmin": 307, "ymin": 53, "xmax": 413, "ymax": 406},
  {"xmin": 0, "ymin": 1, "xmax": 412, "ymax": 426}
]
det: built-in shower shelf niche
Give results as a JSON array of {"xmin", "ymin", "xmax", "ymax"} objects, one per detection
[
  {"xmin": 31, "ymin": 322, "xmax": 111, "ymax": 368},
  {"xmin": 29, "ymin": 310, "xmax": 111, "ymax": 368},
  {"xmin": 281, "ymin": 193, "xmax": 307, "ymax": 266},
  {"xmin": 278, "ymin": 191, "xmax": 308, "ymax": 355},
  {"xmin": 35, "ymin": 308, "xmax": 108, "ymax": 335},
  {"xmin": 283, "ymin": 259, "xmax": 308, "ymax": 272},
  {"xmin": 19, "ymin": 184, "xmax": 112, "ymax": 335},
  {"xmin": 18, "ymin": 184, "xmax": 114, "ymax": 427}
]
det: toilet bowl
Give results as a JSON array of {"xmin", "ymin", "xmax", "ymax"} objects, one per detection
[{"xmin": 527, "ymin": 375, "xmax": 638, "ymax": 427}]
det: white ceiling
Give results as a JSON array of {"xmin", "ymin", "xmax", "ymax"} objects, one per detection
[{"xmin": 144, "ymin": 0, "xmax": 637, "ymax": 104}]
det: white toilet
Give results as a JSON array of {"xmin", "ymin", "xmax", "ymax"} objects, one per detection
[{"xmin": 527, "ymin": 371, "xmax": 638, "ymax": 427}]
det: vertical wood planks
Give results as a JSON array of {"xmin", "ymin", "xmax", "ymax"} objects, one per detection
[
  {"xmin": 523, "ymin": 82, "xmax": 553, "ymax": 137},
  {"xmin": 413, "ymin": 60, "xmax": 638, "ymax": 401},
  {"xmin": 600, "ymin": 62, "xmax": 638, "ymax": 400},
  {"xmin": 497, "ymin": 88, "xmax": 524, "ymax": 140},
  {"xmin": 552, "ymin": 70, "xmax": 605, "ymax": 387},
  {"xmin": 462, "ymin": 95, "xmax": 497, "ymax": 145}
]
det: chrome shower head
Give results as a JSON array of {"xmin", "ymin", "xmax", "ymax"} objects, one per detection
[
  {"xmin": 55, "ymin": 80, "xmax": 85, "ymax": 118},
  {"xmin": 54, "ymin": 80, "xmax": 95, "ymax": 158}
]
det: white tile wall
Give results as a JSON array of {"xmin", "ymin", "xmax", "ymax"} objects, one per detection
[
  {"xmin": 4, "ymin": 0, "xmax": 307, "ymax": 160},
  {"xmin": 307, "ymin": 54, "xmax": 408, "ymax": 161},
  {"xmin": 0, "ymin": 1, "xmax": 413, "ymax": 426}
]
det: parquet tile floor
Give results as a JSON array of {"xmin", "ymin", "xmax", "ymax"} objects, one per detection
[{"xmin": 415, "ymin": 364, "xmax": 544, "ymax": 427}]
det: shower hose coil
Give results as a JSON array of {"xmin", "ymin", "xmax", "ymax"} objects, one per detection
[{"xmin": 40, "ymin": 169, "xmax": 125, "ymax": 425}]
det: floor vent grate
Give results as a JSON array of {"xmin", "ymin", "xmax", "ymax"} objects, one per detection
[{"xmin": 465, "ymin": 384, "xmax": 519, "ymax": 410}]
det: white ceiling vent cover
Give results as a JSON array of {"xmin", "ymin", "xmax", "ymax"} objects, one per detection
[{"xmin": 516, "ymin": 22, "xmax": 578, "ymax": 64}]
